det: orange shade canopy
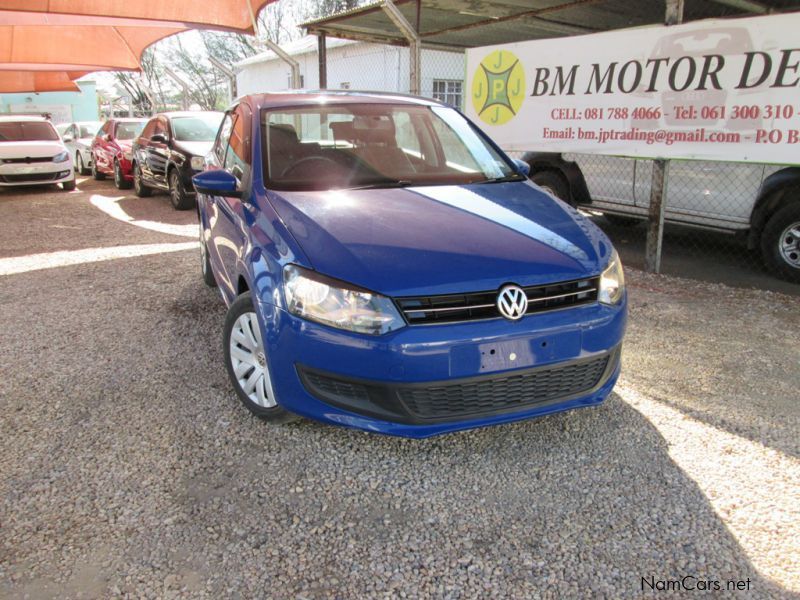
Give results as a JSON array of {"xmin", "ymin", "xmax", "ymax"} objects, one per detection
[
  {"xmin": 0, "ymin": 12, "xmax": 187, "ymax": 71},
  {"xmin": 0, "ymin": 0, "xmax": 273, "ymax": 33},
  {"xmin": 0, "ymin": 69, "xmax": 87, "ymax": 92}
]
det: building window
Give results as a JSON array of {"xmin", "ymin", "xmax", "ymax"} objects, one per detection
[
  {"xmin": 432, "ymin": 79, "xmax": 463, "ymax": 108},
  {"xmin": 287, "ymin": 74, "xmax": 305, "ymax": 88}
]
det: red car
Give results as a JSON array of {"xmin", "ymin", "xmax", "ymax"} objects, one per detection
[{"xmin": 90, "ymin": 118, "xmax": 147, "ymax": 189}]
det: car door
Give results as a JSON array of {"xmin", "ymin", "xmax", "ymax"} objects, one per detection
[
  {"xmin": 146, "ymin": 116, "xmax": 170, "ymax": 188},
  {"xmin": 93, "ymin": 121, "xmax": 113, "ymax": 173},
  {"xmin": 568, "ymin": 153, "xmax": 638, "ymax": 211},
  {"xmin": 135, "ymin": 119, "xmax": 157, "ymax": 182},
  {"xmin": 63, "ymin": 124, "xmax": 78, "ymax": 160},
  {"xmin": 211, "ymin": 105, "xmax": 253, "ymax": 295}
]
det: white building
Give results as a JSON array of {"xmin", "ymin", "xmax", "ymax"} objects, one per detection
[{"xmin": 235, "ymin": 36, "xmax": 465, "ymax": 108}]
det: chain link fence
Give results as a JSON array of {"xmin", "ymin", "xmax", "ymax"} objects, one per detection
[{"xmin": 236, "ymin": 0, "xmax": 799, "ymax": 291}]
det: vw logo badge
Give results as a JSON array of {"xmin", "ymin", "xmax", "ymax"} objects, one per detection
[{"xmin": 497, "ymin": 284, "xmax": 528, "ymax": 320}]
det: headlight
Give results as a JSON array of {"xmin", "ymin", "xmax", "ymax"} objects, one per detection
[
  {"xmin": 53, "ymin": 151, "xmax": 69, "ymax": 163},
  {"xmin": 283, "ymin": 265, "xmax": 405, "ymax": 335},
  {"xmin": 190, "ymin": 156, "xmax": 205, "ymax": 171},
  {"xmin": 598, "ymin": 249, "xmax": 625, "ymax": 305}
]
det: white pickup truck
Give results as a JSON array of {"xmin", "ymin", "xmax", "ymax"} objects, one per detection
[{"xmin": 524, "ymin": 152, "xmax": 800, "ymax": 283}]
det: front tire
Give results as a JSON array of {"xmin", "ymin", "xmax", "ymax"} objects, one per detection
[
  {"xmin": 531, "ymin": 171, "xmax": 571, "ymax": 205},
  {"xmin": 761, "ymin": 202, "xmax": 800, "ymax": 283},
  {"xmin": 223, "ymin": 293, "xmax": 297, "ymax": 423},
  {"xmin": 133, "ymin": 162, "xmax": 152, "ymax": 197},
  {"xmin": 91, "ymin": 155, "xmax": 105, "ymax": 180},
  {"xmin": 168, "ymin": 169, "xmax": 194, "ymax": 210},
  {"xmin": 62, "ymin": 179, "xmax": 76, "ymax": 191},
  {"xmin": 114, "ymin": 160, "xmax": 131, "ymax": 189},
  {"xmin": 75, "ymin": 152, "xmax": 90, "ymax": 176}
]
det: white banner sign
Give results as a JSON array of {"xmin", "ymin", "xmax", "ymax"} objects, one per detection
[
  {"xmin": 466, "ymin": 13, "xmax": 800, "ymax": 164},
  {"xmin": 9, "ymin": 103, "xmax": 72, "ymax": 125}
]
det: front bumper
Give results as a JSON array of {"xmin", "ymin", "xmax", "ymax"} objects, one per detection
[
  {"xmin": 256, "ymin": 294, "xmax": 627, "ymax": 437},
  {"xmin": 0, "ymin": 163, "xmax": 74, "ymax": 186}
]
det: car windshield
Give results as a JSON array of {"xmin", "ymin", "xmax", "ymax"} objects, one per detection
[
  {"xmin": 262, "ymin": 104, "xmax": 519, "ymax": 191},
  {"xmin": 0, "ymin": 121, "xmax": 59, "ymax": 142},
  {"xmin": 115, "ymin": 121, "xmax": 146, "ymax": 140},
  {"xmin": 79, "ymin": 122, "xmax": 103, "ymax": 138},
  {"xmin": 172, "ymin": 114, "xmax": 223, "ymax": 142}
]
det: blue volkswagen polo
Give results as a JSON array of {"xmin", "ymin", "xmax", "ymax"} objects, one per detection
[{"xmin": 193, "ymin": 92, "xmax": 626, "ymax": 438}]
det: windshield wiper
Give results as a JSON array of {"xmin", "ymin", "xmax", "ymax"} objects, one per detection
[
  {"xmin": 346, "ymin": 179, "xmax": 413, "ymax": 190},
  {"xmin": 474, "ymin": 173, "xmax": 527, "ymax": 184}
]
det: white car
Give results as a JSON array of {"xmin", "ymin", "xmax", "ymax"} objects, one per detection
[
  {"xmin": 62, "ymin": 120, "xmax": 103, "ymax": 176},
  {"xmin": 0, "ymin": 116, "xmax": 76, "ymax": 190}
]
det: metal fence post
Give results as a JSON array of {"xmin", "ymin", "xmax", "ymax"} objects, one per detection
[
  {"xmin": 318, "ymin": 33, "xmax": 328, "ymax": 89},
  {"xmin": 382, "ymin": 0, "xmax": 421, "ymax": 95},
  {"xmin": 645, "ymin": 0, "xmax": 684, "ymax": 273}
]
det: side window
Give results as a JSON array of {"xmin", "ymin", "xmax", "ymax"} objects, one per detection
[
  {"xmin": 214, "ymin": 112, "xmax": 235, "ymax": 163},
  {"xmin": 141, "ymin": 119, "xmax": 157, "ymax": 140},
  {"xmin": 225, "ymin": 104, "xmax": 252, "ymax": 178},
  {"xmin": 154, "ymin": 117, "xmax": 168, "ymax": 138}
]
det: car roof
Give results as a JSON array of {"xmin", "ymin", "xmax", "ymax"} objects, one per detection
[
  {"xmin": 239, "ymin": 90, "xmax": 443, "ymax": 112},
  {"xmin": 153, "ymin": 111, "xmax": 225, "ymax": 119},
  {"xmin": 0, "ymin": 115, "xmax": 50, "ymax": 122}
]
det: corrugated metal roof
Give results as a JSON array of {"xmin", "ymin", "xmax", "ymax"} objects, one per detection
[{"xmin": 302, "ymin": 0, "xmax": 799, "ymax": 49}]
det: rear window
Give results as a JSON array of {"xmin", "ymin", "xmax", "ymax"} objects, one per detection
[
  {"xmin": 79, "ymin": 122, "xmax": 103, "ymax": 138},
  {"xmin": 171, "ymin": 114, "xmax": 223, "ymax": 142},
  {"xmin": 0, "ymin": 121, "xmax": 59, "ymax": 142},
  {"xmin": 115, "ymin": 121, "xmax": 146, "ymax": 140}
]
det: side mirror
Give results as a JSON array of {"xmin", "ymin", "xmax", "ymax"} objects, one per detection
[
  {"xmin": 512, "ymin": 158, "xmax": 530, "ymax": 177},
  {"xmin": 103, "ymin": 134, "xmax": 112, "ymax": 142},
  {"xmin": 150, "ymin": 133, "xmax": 168, "ymax": 144},
  {"xmin": 63, "ymin": 135, "xmax": 73, "ymax": 143},
  {"xmin": 193, "ymin": 169, "xmax": 241, "ymax": 198}
]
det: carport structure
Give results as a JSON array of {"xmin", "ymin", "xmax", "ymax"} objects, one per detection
[{"xmin": 304, "ymin": 0, "xmax": 797, "ymax": 273}]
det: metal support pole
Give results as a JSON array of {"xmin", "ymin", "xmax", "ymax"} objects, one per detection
[
  {"xmin": 318, "ymin": 33, "xmax": 328, "ymax": 89},
  {"xmin": 382, "ymin": 0, "xmax": 421, "ymax": 95},
  {"xmin": 263, "ymin": 39, "xmax": 301, "ymax": 89},
  {"xmin": 209, "ymin": 56, "xmax": 237, "ymax": 102},
  {"xmin": 645, "ymin": 0, "xmax": 683, "ymax": 273},
  {"xmin": 164, "ymin": 67, "xmax": 191, "ymax": 110}
]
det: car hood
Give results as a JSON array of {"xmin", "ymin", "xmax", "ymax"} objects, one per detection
[
  {"xmin": 0, "ymin": 140, "xmax": 65, "ymax": 159},
  {"xmin": 173, "ymin": 141, "xmax": 213, "ymax": 157},
  {"xmin": 268, "ymin": 181, "xmax": 613, "ymax": 297}
]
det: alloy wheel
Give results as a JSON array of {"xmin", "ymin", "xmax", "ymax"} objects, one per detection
[
  {"xmin": 169, "ymin": 171, "xmax": 181, "ymax": 207},
  {"xmin": 228, "ymin": 312, "xmax": 276, "ymax": 408},
  {"xmin": 779, "ymin": 221, "xmax": 800, "ymax": 268},
  {"xmin": 114, "ymin": 161, "xmax": 122, "ymax": 187},
  {"xmin": 75, "ymin": 153, "xmax": 83, "ymax": 173}
]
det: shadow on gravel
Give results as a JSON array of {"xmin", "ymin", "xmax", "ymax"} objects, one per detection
[
  {"xmin": 152, "ymin": 281, "xmax": 791, "ymax": 597},
  {"xmin": 1, "ymin": 253, "xmax": 793, "ymax": 598}
]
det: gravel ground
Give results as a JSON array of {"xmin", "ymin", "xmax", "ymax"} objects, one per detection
[{"xmin": 1, "ymin": 179, "xmax": 798, "ymax": 599}]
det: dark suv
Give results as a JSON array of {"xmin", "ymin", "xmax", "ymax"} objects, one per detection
[{"xmin": 131, "ymin": 111, "xmax": 223, "ymax": 209}]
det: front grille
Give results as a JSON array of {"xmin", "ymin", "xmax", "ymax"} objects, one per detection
[
  {"xmin": 2, "ymin": 156, "xmax": 55, "ymax": 164},
  {"xmin": 396, "ymin": 277, "xmax": 598, "ymax": 325},
  {"xmin": 0, "ymin": 172, "xmax": 62, "ymax": 183},
  {"xmin": 398, "ymin": 355, "xmax": 609, "ymax": 419},
  {"xmin": 297, "ymin": 349, "xmax": 617, "ymax": 424}
]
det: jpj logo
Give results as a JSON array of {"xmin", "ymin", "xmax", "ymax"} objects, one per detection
[{"xmin": 472, "ymin": 50, "xmax": 525, "ymax": 125}]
